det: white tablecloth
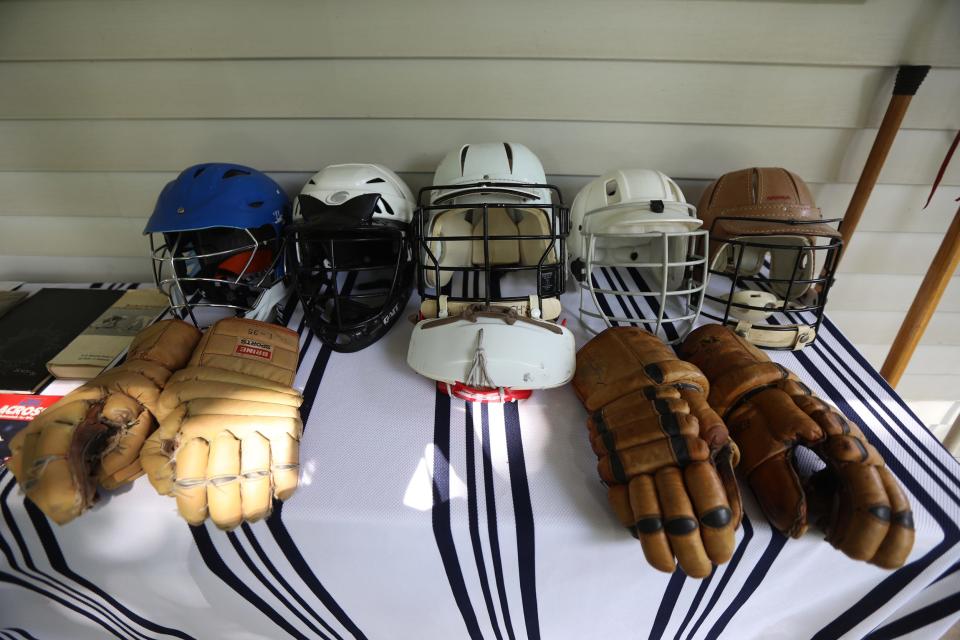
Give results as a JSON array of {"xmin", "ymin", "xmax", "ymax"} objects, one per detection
[{"xmin": 1, "ymin": 281, "xmax": 958, "ymax": 640}]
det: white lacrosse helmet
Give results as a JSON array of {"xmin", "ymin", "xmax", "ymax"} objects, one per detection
[
  {"xmin": 287, "ymin": 164, "xmax": 417, "ymax": 352},
  {"xmin": 407, "ymin": 142, "xmax": 574, "ymax": 402},
  {"xmin": 569, "ymin": 169, "xmax": 707, "ymax": 343},
  {"xmin": 293, "ymin": 163, "xmax": 414, "ymax": 224},
  {"xmin": 431, "ymin": 141, "xmax": 551, "ymax": 206}
]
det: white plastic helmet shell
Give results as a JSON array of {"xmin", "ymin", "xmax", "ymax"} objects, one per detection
[
  {"xmin": 295, "ymin": 163, "xmax": 415, "ymax": 223},
  {"xmin": 568, "ymin": 169, "xmax": 707, "ymax": 342},
  {"xmin": 569, "ymin": 169, "xmax": 700, "ymax": 264},
  {"xmin": 431, "ymin": 142, "xmax": 550, "ymax": 206}
]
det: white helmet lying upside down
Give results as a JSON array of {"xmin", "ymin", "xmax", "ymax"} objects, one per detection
[{"xmin": 406, "ymin": 142, "xmax": 575, "ymax": 402}]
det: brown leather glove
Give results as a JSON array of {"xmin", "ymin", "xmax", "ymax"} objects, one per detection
[
  {"xmin": 573, "ymin": 327, "xmax": 742, "ymax": 578},
  {"xmin": 680, "ymin": 324, "xmax": 914, "ymax": 568}
]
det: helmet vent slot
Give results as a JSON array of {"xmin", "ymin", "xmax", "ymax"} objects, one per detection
[
  {"xmin": 223, "ymin": 168, "xmax": 251, "ymax": 179},
  {"xmin": 504, "ymin": 143, "xmax": 514, "ymax": 172},
  {"xmin": 381, "ymin": 198, "xmax": 394, "ymax": 215},
  {"xmin": 605, "ymin": 180, "xmax": 621, "ymax": 204},
  {"xmin": 459, "ymin": 146, "xmax": 469, "ymax": 174},
  {"xmin": 248, "ymin": 201, "xmax": 264, "ymax": 208},
  {"xmin": 193, "ymin": 166, "xmax": 207, "ymax": 178},
  {"xmin": 366, "ymin": 177, "xmax": 386, "ymax": 184}
]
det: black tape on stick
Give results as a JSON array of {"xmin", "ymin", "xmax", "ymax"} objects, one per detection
[{"xmin": 893, "ymin": 65, "xmax": 930, "ymax": 96}]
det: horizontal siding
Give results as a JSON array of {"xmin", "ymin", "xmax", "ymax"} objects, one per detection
[
  {"xmin": 0, "ymin": 0, "xmax": 955, "ymax": 419},
  {"xmin": 895, "ymin": 375, "xmax": 960, "ymax": 402},
  {"xmin": 1, "ymin": 59, "xmax": 957, "ymax": 130},
  {"xmin": 1, "ymin": 0, "xmax": 957, "ymax": 67},
  {"xmin": 858, "ymin": 345, "xmax": 960, "ymax": 377},
  {"xmin": 829, "ymin": 274, "xmax": 960, "ymax": 313},
  {"xmin": 0, "ymin": 256, "xmax": 148, "ymax": 283},
  {"xmin": 2, "ymin": 173, "xmax": 956, "ymax": 233},
  {"xmin": 828, "ymin": 311, "xmax": 960, "ymax": 346},
  {"xmin": 2, "ymin": 120, "xmax": 958, "ymax": 185}
]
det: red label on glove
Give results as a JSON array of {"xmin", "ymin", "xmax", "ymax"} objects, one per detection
[{"xmin": 235, "ymin": 338, "xmax": 274, "ymax": 361}]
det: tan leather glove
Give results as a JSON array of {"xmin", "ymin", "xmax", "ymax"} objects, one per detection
[
  {"xmin": 573, "ymin": 327, "xmax": 742, "ymax": 578},
  {"xmin": 680, "ymin": 324, "xmax": 914, "ymax": 568},
  {"xmin": 7, "ymin": 320, "xmax": 201, "ymax": 524},
  {"xmin": 141, "ymin": 317, "xmax": 303, "ymax": 530}
]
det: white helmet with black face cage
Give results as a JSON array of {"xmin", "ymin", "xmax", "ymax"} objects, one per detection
[
  {"xmin": 286, "ymin": 164, "xmax": 416, "ymax": 352},
  {"xmin": 569, "ymin": 169, "xmax": 707, "ymax": 344},
  {"xmin": 407, "ymin": 142, "xmax": 575, "ymax": 402}
]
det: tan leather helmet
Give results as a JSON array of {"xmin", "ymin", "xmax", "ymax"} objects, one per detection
[
  {"xmin": 697, "ymin": 167, "xmax": 841, "ymax": 350},
  {"xmin": 699, "ymin": 167, "xmax": 840, "ymax": 242}
]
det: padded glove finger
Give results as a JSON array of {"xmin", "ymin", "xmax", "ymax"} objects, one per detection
[
  {"xmin": 872, "ymin": 467, "xmax": 915, "ymax": 568},
  {"xmin": 655, "ymin": 467, "xmax": 712, "ymax": 578}
]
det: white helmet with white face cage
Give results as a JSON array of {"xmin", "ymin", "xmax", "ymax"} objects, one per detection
[{"xmin": 568, "ymin": 169, "xmax": 707, "ymax": 344}]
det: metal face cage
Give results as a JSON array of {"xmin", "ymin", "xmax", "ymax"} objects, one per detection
[
  {"xmin": 576, "ymin": 226, "xmax": 708, "ymax": 344},
  {"xmin": 415, "ymin": 182, "xmax": 569, "ymax": 312},
  {"xmin": 288, "ymin": 220, "xmax": 412, "ymax": 352},
  {"xmin": 149, "ymin": 225, "xmax": 282, "ymax": 325},
  {"xmin": 700, "ymin": 215, "xmax": 843, "ymax": 350}
]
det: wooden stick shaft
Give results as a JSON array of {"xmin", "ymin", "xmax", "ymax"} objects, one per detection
[
  {"xmin": 838, "ymin": 94, "xmax": 913, "ymax": 260},
  {"xmin": 881, "ymin": 205, "xmax": 960, "ymax": 387}
]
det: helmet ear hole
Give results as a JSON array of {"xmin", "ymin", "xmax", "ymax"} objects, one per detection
[{"xmin": 604, "ymin": 180, "xmax": 620, "ymax": 203}]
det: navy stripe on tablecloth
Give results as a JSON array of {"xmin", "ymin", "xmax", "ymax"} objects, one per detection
[
  {"xmin": 226, "ymin": 529, "xmax": 335, "ymax": 640},
  {"xmin": 3, "ymin": 629, "xmax": 40, "ymax": 640},
  {"xmin": 465, "ymin": 403, "xmax": 508, "ymax": 640},
  {"xmin": 703, "ymin": 518, "xmax": 786, "ymax": 640},
  {"xmin": 0, "ymin": 475, "xmax": 156, "ymax": 639},
  {"xmin": 802, "ymin": 333, "xmax": 960, "ymax": 639},
  {"xmin": 0, "ymin": 467, "xmax": 195, "ymax": 640},
  {"xmin": 648, "ymin": 569, "xmax": 687, "ymax": 640},
  {"xmin": 504, "ymin": 402, "xmax": 542, "ymax": 640},
  {"xmin": 593, "ymin": 269, "xmax": 757, "ymax": 640},
  {"xmin": 432, "ymin": 389, "xmax": 485, "ymax": 639},
  {"xmin": 733, "ymin": 296, "xmax": 960, "ymax": 638},
  {"xmin": 259, "ymin": 293, "xmax": 368, "ymax": 640},
  {"xmin": 481, "ymin": 403, "xmax": 519, "ymax": 640},
  {"xmin": 170, "ymin": 292, "xmax": 364, "ymax": 640},
  {"xmin": 240, "ymin": 520, "xmax": 343, "ymax": 640},
  {"xmin": 180, "ymin": 307, "xmax": 327, "ymax": 640},
  {"xmin": 0, "ymin": 476, "xmax": 126, "ymax": 639},
  {"xmin": 23, "ymin": 497, "xmax": 198, "ymax": 640},
  {"xmin": 866, "ymin": 591, "xmax": 960, "ymax": 639},
  {"xmin": 730, "ymin": 281, "xmax": 960, "ymax": 638},
  {"xmin": 671, "ymin": 570, "xmax": 712, "ymax": 640},
  {"xmin": 190, "ymin": 524, "xmax": 310, "ymax": 640}
]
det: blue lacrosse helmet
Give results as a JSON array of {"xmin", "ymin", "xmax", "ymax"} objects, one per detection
[{"xmin": 144, "ymin": 163, "xmax": 292, "ymax": 324}]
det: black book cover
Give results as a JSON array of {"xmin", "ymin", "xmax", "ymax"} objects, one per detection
[{"xmin": 0, "ymin": 288, "xmax": 124, "ymax": 393}]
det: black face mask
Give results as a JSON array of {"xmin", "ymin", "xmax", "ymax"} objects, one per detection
[{"xmin": 287, "ymin": 195, "xmax": 414, "ymax": 353}]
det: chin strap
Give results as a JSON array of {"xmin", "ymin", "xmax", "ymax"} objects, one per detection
[
  {"xmin": 732, "ymin": 319, "xmax": 816, "ymax": 350},
  {"xmin": 723, "ymin": 290, "xmax": 817, "ymax": 350}
]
